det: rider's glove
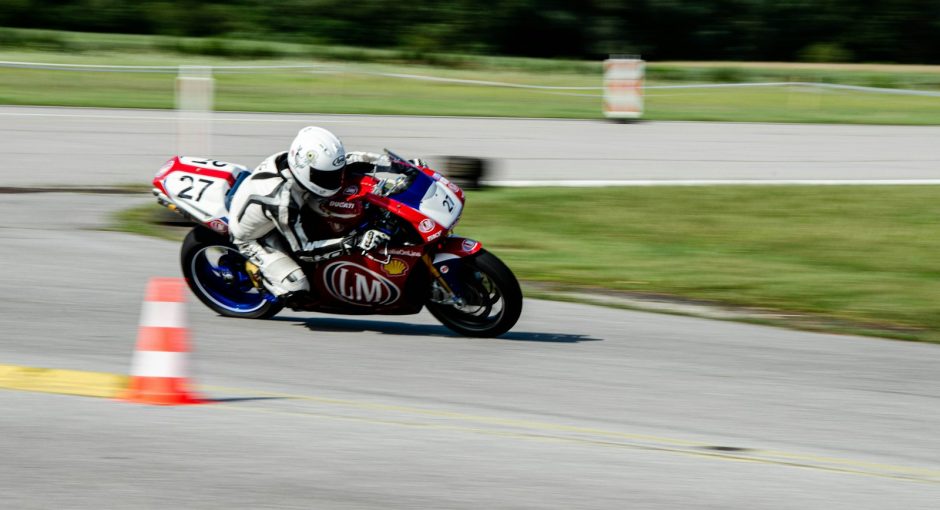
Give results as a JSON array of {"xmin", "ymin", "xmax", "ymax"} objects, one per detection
[
  {"xmin": 352, "ymin": 229, "xmax": 391, "ymax": 252},
  {"xmin": 408, "ymin": 158, "xmax": 428, "ymax": 168}
]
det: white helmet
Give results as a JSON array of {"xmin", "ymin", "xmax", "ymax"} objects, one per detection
[{"xmin": 287, "ymin": 126, "xmax": 347, "ymax": 197}]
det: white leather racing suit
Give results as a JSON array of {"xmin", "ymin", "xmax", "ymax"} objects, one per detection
[{"xmin": 228, "ymin": 150, "xmax": 388, "ymax": 297}]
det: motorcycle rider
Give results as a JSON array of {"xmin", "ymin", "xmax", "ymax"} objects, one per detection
[{"xmin": 227, "ymin": 126, "xmax": 391, "ymax": 305}]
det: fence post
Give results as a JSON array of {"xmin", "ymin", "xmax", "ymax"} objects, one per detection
[
  {"xmin": 603, "ymin": 57, "xmax": 644, "ymax": 121},
  {"xmin": 176, "ymin": 65, "xmax": 214, "ymax": 157}
]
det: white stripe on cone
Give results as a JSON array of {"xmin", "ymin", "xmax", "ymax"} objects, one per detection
[
  {"xmin": 130, "ymin": 351, "xmax": 188, "ymax": 378},
  {"xmin": 139, "ymin": 301, "xmax": 187, "ymax": 329}
]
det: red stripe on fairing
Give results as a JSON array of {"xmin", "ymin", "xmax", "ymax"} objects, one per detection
[
  {"xmin": 152, "ymin": 156, "xmax": 239, "ymax": 194},
  {"xmin": 417, "ymin": 167, "xmax": 467, "ymax": 204},
  {"xmin": 420, "ymin": 167, "xmax": 465, "ymax": 203},
  {"xmin": 437, "ymin": 236, "xmax": 482, "ymax": 257},
  {"xmin": 152, "ymin": 157, "xmax": 176, "ymax": 195},
  {"xmin": 153, "ymin": 179, "xmax": 168, "ymax": 196},
  {"xmin": 366, "ymin": 194, "xmax": 445, "ymax": 243},
  {"xmin": 167, "ymin": 163, "xmax": 239, "ymax": 183}
]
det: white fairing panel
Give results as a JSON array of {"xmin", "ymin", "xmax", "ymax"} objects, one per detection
[
  {"xmin": 163, "ymin": 157, "xmax": 248, "ymax": 224},
  {"xmin": 419, "ymin": 181, "xmax": 462, "ymax": 229}
]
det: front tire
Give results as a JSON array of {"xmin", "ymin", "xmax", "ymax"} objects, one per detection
[
  {"xmin": 181, "ymin": 227, "xmax": 283, "ymax": 319},
  {"xmin": 427, "ymin": 250, "xmax": 522, "ymax": 337}
]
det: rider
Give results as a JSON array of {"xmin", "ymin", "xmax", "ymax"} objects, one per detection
[{"xmin": 227, "ymin": 126, "xmax": 391, "ymax": 304}]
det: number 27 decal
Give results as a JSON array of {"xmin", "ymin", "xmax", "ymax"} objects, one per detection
[
  {"xmin": 178, "ymin": 175, "xmax": 214, "ymax": 201},
  {"xmin": 442, "ymin": 195, "xmax": 455, "ymax": 212}
]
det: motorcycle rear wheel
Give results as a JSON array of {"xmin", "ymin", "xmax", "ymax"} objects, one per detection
[
  {"xmin": 427, "ymin": 250, "xmax": 522, "ymax": 337},
  {"xmin": 181, "ymin": 227, "xmax": 283, "ymax": 319}
]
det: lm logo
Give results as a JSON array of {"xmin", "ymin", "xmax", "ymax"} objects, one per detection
[{"xmin": 323, "ymin": 262, "xmax": 401, "ymax": 306}]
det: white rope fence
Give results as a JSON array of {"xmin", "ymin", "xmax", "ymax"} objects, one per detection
[
  {"xmin": 644, "ymin": 81, "xmax": 940, "ymax": 98},
  {"xmin": 2, "ymin": 60, "xmax": 939, "ymax": 97},
  {"xmin": 0, "ymin": 61, "xmax": 334, "ymax": 73}
]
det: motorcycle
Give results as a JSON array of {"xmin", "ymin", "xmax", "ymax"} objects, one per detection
[{"xmin": 151, "ymin": 150, "xmax": 522, "ymax": 337}]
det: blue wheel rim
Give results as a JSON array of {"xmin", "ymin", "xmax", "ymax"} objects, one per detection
[{"xmin": 190, "ymin": 246, "xmax": 266, "ymax": 313}]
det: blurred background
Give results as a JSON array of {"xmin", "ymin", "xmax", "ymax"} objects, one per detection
[
  {"xmin": 2, "ymin": 0, "xmax": 940, "ymax": 62},
  {"xmin": 1, "ymin": 0, "xmax": 940, "ymax": 121}
]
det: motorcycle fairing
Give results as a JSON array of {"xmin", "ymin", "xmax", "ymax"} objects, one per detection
[
  {"xmin": 304, "ymin": 248, "xmax": 427, "ymax": 314},
  {"xmin": 379, "ymin": 169, "xmax": 463, "ymax": 231},
  {"xmin": 418, "ymin": 168, "xmax": 466, "ymax": 204},
  {"xmin": 365, "ymin": 192, "xmax": 448, "ymax": 244},
  {"xmin": 431, "ymin": 237, "xmax": 483, "ymax": 295},
  {"xmin": 433, "ymin": 236, "xmax": 482, "ymax": 261},
  {"xmin": 152, "ymin": 156, "xmax": 249, "ymax": 235}
]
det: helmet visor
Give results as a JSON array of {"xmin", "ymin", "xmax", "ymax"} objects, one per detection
[{"xmin": 310, "ymin": 167, "xmax": 344, "ymax": 193}]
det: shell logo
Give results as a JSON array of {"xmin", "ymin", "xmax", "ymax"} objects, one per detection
[
  {"xmin": 323, "ymin": 262, "xmax": 401, "ymax": 306},
  {"xmin": 382, "ymin": 258, "xmax": 409, "ymax": 277}
]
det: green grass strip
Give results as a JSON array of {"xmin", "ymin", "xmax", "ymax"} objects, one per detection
[
  {"xmin": 455, "ymin": 186, "xmax": 940, "ymax": 342},
  {"xmin": 2, "ymin": 28, "xmax": 940, "ymax": 123},
  {"xmin": 117, "ymin": 186, "xmax": 940, "ymax": 343}
]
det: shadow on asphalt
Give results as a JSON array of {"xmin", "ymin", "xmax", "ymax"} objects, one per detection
[{"xmin": 273, "ymin": 317, "xmax": 602, "ymax": 343}]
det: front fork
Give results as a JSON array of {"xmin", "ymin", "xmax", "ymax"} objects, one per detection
[{"xmin": 421, "ymin": 254, "xmax": 464, "ymax": 307}]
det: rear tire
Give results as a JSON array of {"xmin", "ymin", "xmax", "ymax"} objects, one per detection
[
  {"xmin": 181, "ymin": 227, "xmax": 283, "ymax": 319},
  {"xmin": 427, "ymin": 250, "xmax": 522, "ymax": 337}
]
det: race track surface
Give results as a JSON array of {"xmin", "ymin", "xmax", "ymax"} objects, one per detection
[
  {"xmin": 2, "ymin": 106, "xmax": 940, "ymax": 186},
  {"xmin": 2, "ymin": 191, "xmax": 940, "ymax": 508}
]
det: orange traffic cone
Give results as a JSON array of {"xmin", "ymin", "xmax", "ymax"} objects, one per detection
[{"xmin": 120, "ymin": 277, "xmax": 205, "ymax": 405}]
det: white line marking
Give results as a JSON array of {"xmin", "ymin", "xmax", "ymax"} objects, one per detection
[{"xmin": 0, "ymin": 111, "xmax": 357, "ymax": 123}]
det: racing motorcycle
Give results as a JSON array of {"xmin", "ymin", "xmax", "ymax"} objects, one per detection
[{"xmin": 151, "ymin": 150, "xmax": 522, "ymax": 337}]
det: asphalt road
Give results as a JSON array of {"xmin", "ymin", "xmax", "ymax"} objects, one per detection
[
  {"xmin": 2, "ymin": 191, "xmax": 940, "ymax": 508},
  {"xmin": 2, "ymin": 106, "xmax": 940, "ymax": 186}
]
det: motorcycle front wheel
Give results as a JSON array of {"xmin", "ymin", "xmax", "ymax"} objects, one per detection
[
  {"xmin": 426, "ymin": 250, "xmax": 523, "ymax": 337},
  {"xmin": 180, "ymin": 227, "xmax": 283, "ymax": 319}
]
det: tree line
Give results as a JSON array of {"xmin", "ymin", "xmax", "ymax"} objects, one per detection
[{"xmin": 2, "ymin": 0, "xmax": 939, "ymax": 63}]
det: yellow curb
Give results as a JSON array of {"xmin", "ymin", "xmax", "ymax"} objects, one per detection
[
  {"xmin": 3, "ymin": 364, "xmax": 938, "ymax": 484},
  {"xmin": 0, "ymin": 364, "xmax": 127, "ymax": 398}
]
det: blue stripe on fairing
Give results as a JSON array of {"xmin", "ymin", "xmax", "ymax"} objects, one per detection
[
  {"xmin": 390, "ymin": 171, "xmax": 434, "ymax": 210},
  {"xmin": 224, "ymin": 170, "xmax": 251, "ymax": 211}
]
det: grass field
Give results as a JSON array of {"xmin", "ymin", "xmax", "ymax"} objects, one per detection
[
  {"xmin": 2, "ymin": 29, "xmax": 940, "ymax": 123},
  {"xmin": 117, "ymin": 185, "xmax": 940, "ymax": 343}
]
